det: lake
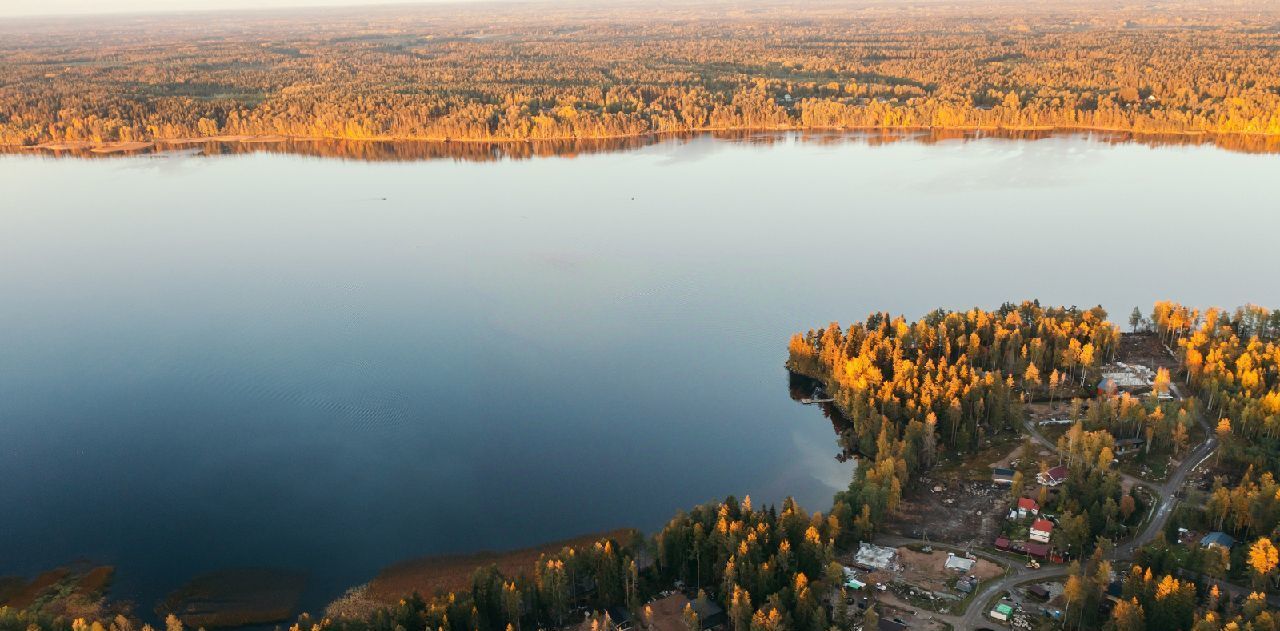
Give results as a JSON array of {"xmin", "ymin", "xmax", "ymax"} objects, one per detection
[{"xmin": 1, "ymin": 132, "xmax": 1277, "ymax": 616}]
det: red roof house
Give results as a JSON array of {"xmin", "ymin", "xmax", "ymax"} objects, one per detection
[
  {"xmin": 1037, "ymin": 466, "xmax": 1068, "ymax": 486},
  {"xmin": 1017, "ymin": 497, "xmax": 1039, "ymax": 515},
  {"xmin": 1030, "ymin": 519, "xmax": 1054, "ymax": 543}
]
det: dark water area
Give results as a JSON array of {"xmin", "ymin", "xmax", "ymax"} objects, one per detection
[{"xmin": 1, "ymin": 132, "xmax": 1277, "ymax": 621}]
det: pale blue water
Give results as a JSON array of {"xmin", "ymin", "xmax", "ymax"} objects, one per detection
[{"xmin": 0, "ymin": 133, "xmax": 1276, "ymax": 615}]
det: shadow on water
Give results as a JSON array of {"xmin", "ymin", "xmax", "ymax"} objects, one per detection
[{"xmin": 787, "ymin": 372, "xmax": 861, "ymax": 463}]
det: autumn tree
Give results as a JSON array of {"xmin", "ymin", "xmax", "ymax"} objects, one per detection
[{"xmin": 1248, "ymin": 537, "xmax": 1279, "ymax": 589}]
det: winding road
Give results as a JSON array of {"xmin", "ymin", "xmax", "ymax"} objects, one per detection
[{"xmin": 874, "ymin": 390, "xmax": 1220, "ymax": 629}]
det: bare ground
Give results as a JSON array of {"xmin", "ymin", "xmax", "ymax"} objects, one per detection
[
  {"xmin": 885, "ymin": 440, "xmax": 1026, "ymax": 545},
  {"xmin": 1116, "ymin": 332, "xmax": 1181, "ymax": 372}
]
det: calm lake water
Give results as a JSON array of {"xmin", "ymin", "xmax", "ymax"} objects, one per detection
[{"xmin": 1, "ymin": 133, "xmax": 1277, "ymax": 615}]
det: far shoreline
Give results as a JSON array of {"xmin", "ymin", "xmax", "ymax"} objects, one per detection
[{"xmin": 4, "ymin": 125, "xmax": 1280, "ymax": 160}]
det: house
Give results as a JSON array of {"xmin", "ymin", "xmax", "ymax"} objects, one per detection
[
  {"xmin": 689, "ymin": 598, "xmax": 725, "ymax": 629},
  {"xmin": 854, "ymin": 542, "xmax": 899, "ymax": 571},
  {"xmin": 956, "ymin": 577, "xmax": 976, "ymax": 593},
  {"xmin": 944, "ymin": 553, "xmax": 976, "ymax": 572},
  {"xmin": 992, "ymin": 467, "xmax": 1016, "ymax": 486},
  {"xmin": 580, "ymin": 608, "xmax": 634, "ymax": 631},
  {"xmin": 1037, "ymin": 466, "xmax": 1068, "ymax": 487},
  {"xmin": 647, "ymin": 594, "xmax": 724, "ymax": 631},
  {"xmin": 990, "ymin": 603, "xmax": 1014, "ymax": 621},
  {"xmin": 1030, "ymin": 519, "xmax": 1054, "ymax": 543},
  {"xmin": 1114, "ymin": 438, "xmax": 1145, "ymax": 456},
  {"xmin": 994, "ymin": 536, "xmax": 1011, "ymax": 551},
  {"xmin": 1025, "ymin": 542, "xmax": 1051, "ymax": 559},
  {"xmin": 1201, "ymin": 532, "xmax": 1236, "ymax": 550},
  {"xmin": 1013, "ymin": 497, "xmax": 1039, "ymax": 519},
  {"xmin": 1026, "ymin": 585, "xmax": 1050, "ymax": 600}
]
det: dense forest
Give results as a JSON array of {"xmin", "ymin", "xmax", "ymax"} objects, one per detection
[
  {"xmin": 788, "ymin": 301, "xmax": 1122, "ymax": 548},
  {"xmin": 3, "ymin": 1, "xmax": 1280, "ymax": 150}
]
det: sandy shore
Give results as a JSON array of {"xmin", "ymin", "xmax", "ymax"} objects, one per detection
[{"xmin": 325, "ymin": 529, "xmax": 638, "ymax": 620}]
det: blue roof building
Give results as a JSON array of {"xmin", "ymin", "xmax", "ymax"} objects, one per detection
[{"xmin": 1201, "ymin": 532, "xmax": 1236, "ymax": 549}]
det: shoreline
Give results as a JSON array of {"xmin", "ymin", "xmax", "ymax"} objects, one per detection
[
  {"xmin": 4, "ymin": 125, "xmax": 1279, "ymax": 158},
  {"xmin": 324, "ymin": 529, "xmax": 641, "ymax": 621}
]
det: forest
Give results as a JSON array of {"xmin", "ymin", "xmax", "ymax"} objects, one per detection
[
  {"xmin": 3, "ymin": 1, "xmax": 1280, "ymax": 151},
  {"xmin": 788, "ymin": 301, "xmax": 1123, "ymax": 549}
]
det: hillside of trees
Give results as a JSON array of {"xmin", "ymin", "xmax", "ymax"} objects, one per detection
[{"xmin": 3, "ymin": 1, "xmax": 1280, "ymax": 151}]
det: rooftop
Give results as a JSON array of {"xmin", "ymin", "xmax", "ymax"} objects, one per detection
[
  {"xmin": 1025, "ymin": 542, "xmax": 1051, "ymax": 557},
  {"xmin": 1201, "ymin": 532, "xmax": 1236, "ymax": 548},
  {"xmin": 944, "ymin": 554, "xmax": 976, "ymax": 572},
  {"xmin": 1100, "ymin": 362, "xmax": 1156, "ymax": 388},
  {"xmin": 854, "ymin": 542, "xmax": 899, "ymax": 571}
]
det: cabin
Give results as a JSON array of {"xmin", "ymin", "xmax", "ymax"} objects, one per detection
[
  {"xmin": 1018, "ymin": 497, "xmax": 1040, "ymax": 514},
  {"xmin": 1037, "ymin": 466, "xmax": 1068, "ymax": 487},
  {"xmin": 956, "ymin": 576, "xmax": 976, "ymax": 593},
  {"xmin": 1201, "ymin": 532, "xmax": 1236, "ymax": 550},
  {"xmin": 1026, "ymin": 584, "xmax": 1050, "ymax": 600},
  {"xmin": 647, "ymin": 594, "xmax": 725, "ymax": 631},
  {"xmin": 992, "ymin": 467, "xmax": 1016, "ymax": 486},
  {"xmin": 690, "ymin": 599, "xmax": 726, "ymax": 629},
  {"xmin": 994, "ymin": 536, "xmax": 1011, "ymax": 551},
  {"xmin": 1114, "ymin": 437, "xmax": 1145, "ymax": 455},
  {"xmin": 1010, "ymin": 497, "xmax": 1039, "ymax": 520},
  {"xmin": 1030, "ymin": 519, "xmax": 1054, "ymax": 543}
]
